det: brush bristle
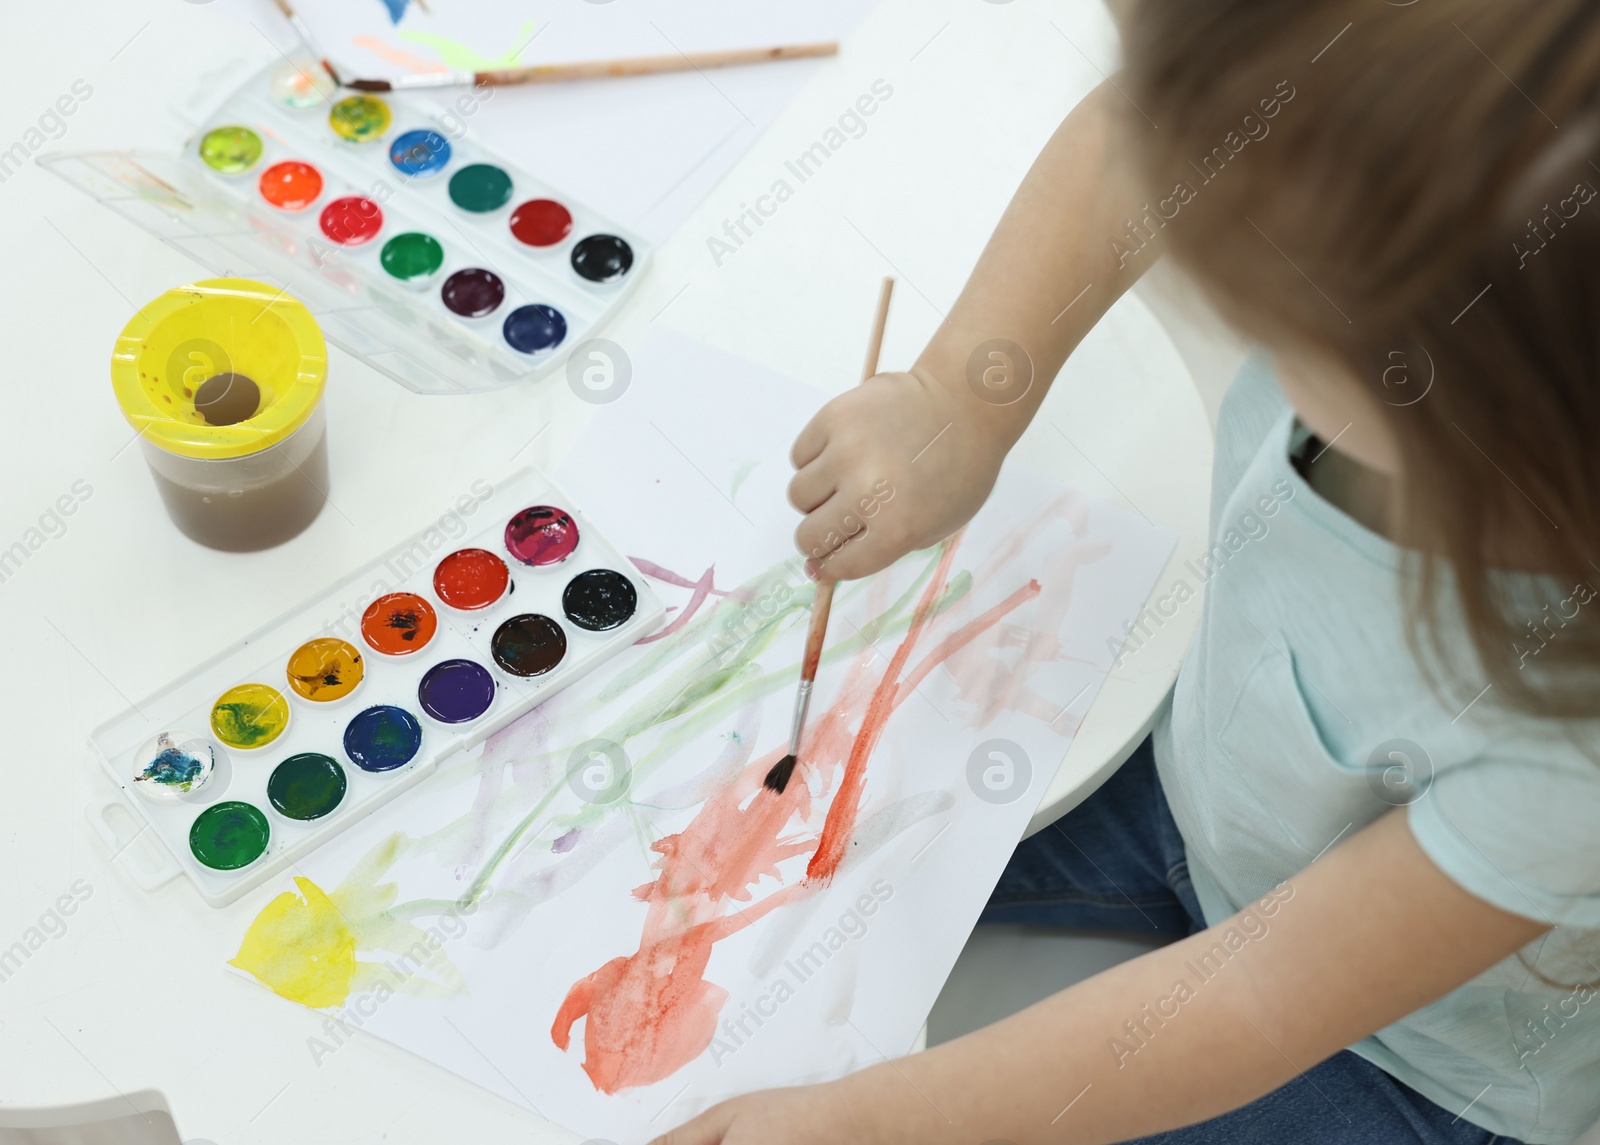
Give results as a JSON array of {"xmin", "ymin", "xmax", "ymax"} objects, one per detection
[
  {"xmin": 347, "ymin": 77, "xmax": 392, "ymax": 92},
  {"xmin": 763, "ymin": 754, "xmax": 798, "ymax": 794}
]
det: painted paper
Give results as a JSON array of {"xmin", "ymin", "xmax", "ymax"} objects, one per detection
[{"xmin": 228, "ymin": 330, "xmax": 1176, "ymax": 1140}]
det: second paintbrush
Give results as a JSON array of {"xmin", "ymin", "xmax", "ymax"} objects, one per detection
[{"xmin": 764, "ymin": 276, "xmax": 895, "ymax": 795}]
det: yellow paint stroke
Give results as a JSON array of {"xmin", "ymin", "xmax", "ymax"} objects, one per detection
[
  {"xmin": 397, "ymin": 19, "xmax": 541, "ymax": 72},
  {"xmin": 232, "ymin": 834, "xmax": 469, "ymax": 1010},
  {"xmin": 230, "ymin": 877, "xmax": 356, "ymax": 1007}
]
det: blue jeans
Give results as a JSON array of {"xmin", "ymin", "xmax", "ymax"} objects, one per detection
[{"xmin": 978, "ymin": 736, "xmax": 1521, "ymax": 1144}]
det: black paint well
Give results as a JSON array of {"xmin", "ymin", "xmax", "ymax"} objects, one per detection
[
  {"xmin": 561, "ymin": 569, "xmax": 638, "ymax": 632},
  {"xmin": 570, "ymin": 234, "xmax": 634, "ymax": 284}
]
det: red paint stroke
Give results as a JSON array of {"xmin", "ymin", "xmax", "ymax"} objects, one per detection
[
  {"xmin": 552, "ymin": 533, "xmax": 1054, "ymax": 1094},
  {"xmin": 893, "ymin": 579, "xmax": 1043, "ymax": 710},
  {"xmin": 804, "ymin": 541, "xmax": 959, "ymax": 883}
]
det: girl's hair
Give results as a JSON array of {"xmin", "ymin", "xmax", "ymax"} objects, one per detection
[{"xmin": 1124, "ymin": 0, "xmax": 1600, "ymax": 718}]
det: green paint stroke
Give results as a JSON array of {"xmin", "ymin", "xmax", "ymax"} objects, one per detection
[
  {"xmin": 398, "ymin": 19, "xmax": 540, "ymax": 71},
  {"xmin": 728, "ymin": 459, "xmax": 760, "ymax": 503},
  {"xmin": 336, "ymin": 543, "xmax": 971, "ymax": 920},
  {"xmin": 454, "ymin": 545, "xmax": 968, "ymax": 907}
]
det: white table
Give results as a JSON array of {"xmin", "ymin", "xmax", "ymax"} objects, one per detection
[{"xmin": 0, "ymin": 0, "xmax": 1210, "ymax": 1139}]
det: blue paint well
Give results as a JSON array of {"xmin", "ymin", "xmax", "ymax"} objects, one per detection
[
  {"xmin": 503, "ymin": 304, "xmax": 567, "ymax": 354},
  {"xmin": 343, "ymin": 705, "xmax": 424, "ymax": 772},
  {"xmin": 389, "ymin": 129, "xmax": 452, "ymax": 178}
]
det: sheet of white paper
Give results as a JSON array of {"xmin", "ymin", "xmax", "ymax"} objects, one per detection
[
  {"xmin": 226, "ymin": 330, "xmax": 1176, "ymax": 1141},
  {"xmin": 219, "ymin": 0, "xmax": 877, "ymax": 240}
]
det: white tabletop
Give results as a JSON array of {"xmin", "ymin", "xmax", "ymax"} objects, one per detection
[{"xmin": 0, "ymin": 0, "xmax": 1210, "ymax": 1139}]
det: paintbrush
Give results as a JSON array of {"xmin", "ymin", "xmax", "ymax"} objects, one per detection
[
  {"xmin": 267, "ymin": 0, "xmax": 338, "ymax": 85},
  {"xmin": 764, "ymin": 276, "xmax": 895, "ymax": 796},
  {"xmin": 345, "ymin": 42, "xmax": 840, "ymax": 93},
  {"xmin": 263, "ymin": 1, "xmax": 837, "ymax": 95}
]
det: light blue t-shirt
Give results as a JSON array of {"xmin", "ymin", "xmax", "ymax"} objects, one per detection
[{"xmin": 1153, "ymin": 353, "xmax": 1600, "ymax": 1144}]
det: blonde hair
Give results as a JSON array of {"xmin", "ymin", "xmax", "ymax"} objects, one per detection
[{"xmin": 1126, "ymin": 0, "xmax": 1600, "ymax": 718}]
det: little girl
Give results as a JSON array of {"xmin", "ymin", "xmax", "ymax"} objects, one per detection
[{"xmin": 656, "ymin": 1, "xmax": 1600, "ymax": 1141}]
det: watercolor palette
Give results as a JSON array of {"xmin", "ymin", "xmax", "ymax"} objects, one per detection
[
  {"xmin": 87, "ymin": 469, "xmax": 663, "ymax": 905},
  {"xmin": 42, "ymin": 60, "xmax": 649, "ymax": 395}
]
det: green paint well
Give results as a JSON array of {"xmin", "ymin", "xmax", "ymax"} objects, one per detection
[
  {"xmin": 199, "ymin": 125, "xmax": 263, "ymax": 175},
  {"xmin": 268, "ymin": 753, "xmax": 348, "ymax": 821},
  {"xmin": 448, "ymin": 164, "xmax": 513, "ymax": 213},
  {"xmin": 190, "ymin": 801, "xmax": 270, "ymax": 870},
  {"xmin": 380, "ymin": 231, "xmax": 445, "ymax": 283}
]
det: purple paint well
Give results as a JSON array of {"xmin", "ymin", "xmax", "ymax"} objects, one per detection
[
  {"xmin": 417, "ymin": 658, "xmax": 496, "ymax": 723},
  {"xmin": 441, "ymin": 267, "xmax": 505, "ymax": 318}
]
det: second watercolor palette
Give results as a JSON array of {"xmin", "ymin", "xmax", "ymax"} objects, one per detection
[
  {"xmin": 88, "ymin": 469, "xmax": 664, "ymax": 906},
  {"xmin": 43, "ymin": 60, "xmax": 649, "ymax": 394}
]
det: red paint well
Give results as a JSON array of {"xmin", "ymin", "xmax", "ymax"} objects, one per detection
[
  {"xmin": 319, "ymin": 195, "xmax": 383, "ymax": 245},
  {"xmin": 433, "ymin": 548, "xmax": 510, "ymax": 610},
  {"xmin": 509, "ymin": 198, "xmax": 573, "ymax": 247}
]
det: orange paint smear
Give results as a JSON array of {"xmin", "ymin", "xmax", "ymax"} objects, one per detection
[
  {"xmin": 552, "ymin": 534, "xmax": 1054, "ymax": 1093},
  {"xmin": 893, "ymin": 579, "xmax": 1042, "ymax": 713},
  {"xmin": 350, "ymin": 36, "xmax": 451, "ymax": 74},
  {"xmin": 805, "ymin": 539, "xmax": 958, "ymax": 884}
]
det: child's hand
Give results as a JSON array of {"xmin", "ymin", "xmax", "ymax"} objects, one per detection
[
  {"xmin": 647, "ymin": 1080, "xmax": 870, "ymax": 1145},
  {"xmin": 789, "ymin": 368, "xmax": 1006, "ymax": 581}
]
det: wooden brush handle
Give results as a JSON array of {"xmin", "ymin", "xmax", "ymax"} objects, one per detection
[
  {"xmin": 475, "ymin": 42, "xmax": 837, "ymax": 86},
  {"xmin": 800, "ymin": 581, "xmax": 835, "ymax": 683},
  {"xmin": 799, "ymin": 278, "xmax": 890, "ymax": 677},
  {"xmin": 861, "ymin": 277, "xmax": 894, "ymax": 383}
]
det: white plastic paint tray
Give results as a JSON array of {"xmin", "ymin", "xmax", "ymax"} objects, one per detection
[
  {"xmin": 87, "ymin": 468, "xmax": 664, "ymax": 906},
  {"xmin": 42, "ymin": 60, "xmax": 650, "ymax": 395}
]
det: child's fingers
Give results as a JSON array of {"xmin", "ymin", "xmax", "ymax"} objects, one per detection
[
  {"xmin": 646, "ymin": 1102, "xmax": 736, "ymax": 1145},
  {"xmin": 794, "ymin": 491, "xmax": 849, "ymax": 569},
  {"xmin": 787, "ymin": 456, "xmax": 836, "ymax": 513},
  {"xmin": 797, "ymin": 492, "xmax": 903, "ymax": 583},
  {"xmin": 816, "ymin": 528, "xmax": 898, "ymax": 582},
  {"xmin": 789, "ymin": 414, "xmax": 830, "ymax": 470}
]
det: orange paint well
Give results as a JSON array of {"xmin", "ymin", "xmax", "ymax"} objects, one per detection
[
  {"xmin": 259, "ymin": 160, "xmax": 324, "ymax": 211},
  {"xmin": 360, "ymin": 592, "xmax": 438, "ymax": 656}
]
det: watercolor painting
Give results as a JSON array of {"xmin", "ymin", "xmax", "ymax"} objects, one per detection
[
  {"xmin": 225, "ymin": 332, "xmax": 1176, "ymax": 1138},
  {"xmin": 287, "ymin": 0, "xmax": 875, "ymax": 80}
]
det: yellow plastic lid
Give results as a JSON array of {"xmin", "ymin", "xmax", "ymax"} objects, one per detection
[{"xmin": 110, "ymin": 278, "xmax": 327, "ymax": 460}]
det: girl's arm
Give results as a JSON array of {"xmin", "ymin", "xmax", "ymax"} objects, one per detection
[
  {"xmin": 790, "ymin": 80, "xmax": 1160, "ymax": 581},
  {"xmin": 653, "ymin": 810, "xmax": 1546, "ymax": 1144}
]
